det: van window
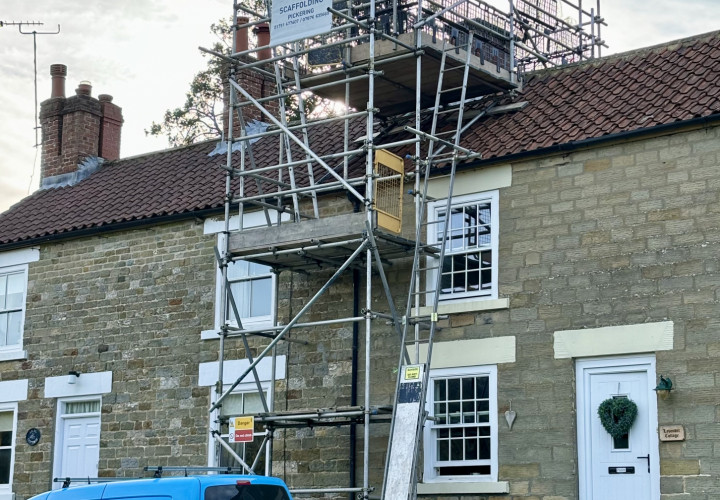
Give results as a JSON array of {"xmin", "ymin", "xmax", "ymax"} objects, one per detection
[{"xmin": 205, "ymin": 484, "xmax": 290, "ymax": 500}]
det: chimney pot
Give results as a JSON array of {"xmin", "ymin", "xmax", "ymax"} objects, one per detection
[
  {"xmin": 98, "ymin": 94, "xmax": 113, "ymax": 103},
  {"xmin": 254, "ymin": 23, "xmax": 271, "ymax": 61},
  {"xmin": 234, "ymin": 16, "xmax": 249, "ymax": 53},
  {"xmin": 76, "ymin": 81, "xmax": 92, "ymax": 96},
  {"xmin": 50, "ymin": 64, "xmax": 67, "ymax": 98}
]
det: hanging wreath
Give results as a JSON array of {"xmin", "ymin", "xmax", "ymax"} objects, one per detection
[{"xmin": 597, "ymin": 397, "xmax": 638, "ymax": 440}]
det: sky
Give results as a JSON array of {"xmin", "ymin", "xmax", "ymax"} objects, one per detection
[{"xmin": 1, "ymin": 0, "xmax": 719, "ymax": 213}]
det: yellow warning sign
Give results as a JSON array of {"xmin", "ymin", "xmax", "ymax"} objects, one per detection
[
  {"xmin": 404, "ymin": 366, "xmax": 421, "ymax": 380},
  {"xmin": 229, "ymin": 416, "xmax": 254, "ymax": 443}
]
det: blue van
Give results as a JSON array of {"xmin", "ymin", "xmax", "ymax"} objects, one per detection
[{"xmin": 29, "ymin": 475, "xmax": 293, "ymax": 500}]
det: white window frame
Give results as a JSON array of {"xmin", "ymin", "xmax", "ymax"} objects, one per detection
[
  {"xmin": 200, "ymin": 356, "xmax": 286, "ymax": 470},
  {"xmin": 0, "ymin": 403, "xmax": 18, "ymax": 497},
  {"xmin": 423, "ymin": 365, "xmax": 498, "ymax": 483},
  {"xmin": 208, "ymin": 381, "xmax": 273, "ymax": 469},
  {"xmin": 0, "ymin": 265, "xmax": 26, "ymax": 353},
  {"xmin": 203, "ymin": 213, "xmax": 290, "ymax": 339},
  {"xmin": 52, "ymin": 395, "xmax": 102, "ymax": 489},
  {"xmin": 213, "ymin": 232, "xmax": 276, "ymax": 331},
  {"xmin": 427, "ymin": 191, "xmax": 499, "ymax": 303},
  {"xmin": 0, "ymin": 248, "xmax": 38, "ymax": 361}
]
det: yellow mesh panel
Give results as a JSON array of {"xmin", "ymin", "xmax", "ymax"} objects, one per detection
[{"xmin": 374, "ymin": 150, "xmax": 404, "ymax": 233}]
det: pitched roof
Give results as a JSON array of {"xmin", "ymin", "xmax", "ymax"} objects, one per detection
[
  {"xmin": 0, "ymin": 141, "xmax": 224, "ymax": 247},
  {"xmin": 462, "ymin": 30, "xmax": 720, "ymax": 159},
  {"xmin": 2, "ymin": 30, "xmax": 720, "ymax": 248}
]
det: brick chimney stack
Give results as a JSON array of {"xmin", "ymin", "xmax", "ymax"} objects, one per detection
[
  {"xmin": 223, "ymin": 17, "xmax": 279, "ymax": 136},
  {"xmin": 39, "ymin": 64, "xmax": 124, "ymax": 187},
  {"xmin": 98, "ymin": 94, "xmax": 123, "ymax": 161}
]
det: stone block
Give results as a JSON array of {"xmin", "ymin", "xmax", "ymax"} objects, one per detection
[
  {"xmin": 661, "ymin": 459, "xmax": 701, "ymax": 476},
  {"xmin": 499, "ymin": 463, "xmax": 540, "ymax": 479}
]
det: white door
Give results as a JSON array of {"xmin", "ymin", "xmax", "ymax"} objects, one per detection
[
  {"xmin": 577, "ymin": 357, "xmax": 659, "ymax": 500},
  {"xmin": 61, "ymin": 415, "xmax": 100, "ymax": 479}
]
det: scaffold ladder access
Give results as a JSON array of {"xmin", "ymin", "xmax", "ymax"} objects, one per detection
[{"xmin": 382, "ymin": 28, "xmax": 480, "ymax": 500}]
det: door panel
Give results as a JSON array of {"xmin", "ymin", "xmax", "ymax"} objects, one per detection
[
  {"xmin": 577, "ymin": 357, "xmax": 659, "ymax": 500},
  {"xmin": 589, "ymin": 372, "xmax": 650, "ymax": 500},
  {"xmin": 61, "ymin": 416, "xmax": 100, "ymax": 479}
]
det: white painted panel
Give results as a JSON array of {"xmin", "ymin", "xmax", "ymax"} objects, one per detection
[
  {"xmin": 417, "ymin": 482, "xmax": 509, "ymax": 494},
  {"xmin": 554, "ymin": 322, "xmax": 673, "ymax": 359},
  {"xmin": 0, "ymin": 351, "xmax": 27, "ymax": 362},
  {"xmin": 44, "ymin": 371, "xmax": 112, "ymax": 398},
  {"xmin": 0, "ymin": 248, "xmax": 39, "ymax": 267},
  {"xmin": 204, "ymin": 212, "xmax": 291, "ymax": 234},
  {"xmin": 408, "ymin": 337, "xmax": 516, "ymax": 369},
  {"xmin": 427, "ymin": 165, "xmax": 512, "ymax": 200},
  {"xmin": 416, "ymin": 297, "xmax": 509, "ymax": 317},
  {"xmin": 198, "ymin": 356, "xmax": 286, "ymax": 387},
  {"xmin": 0, "ymin": 380, "xmax": 28, "ymax": 402}
]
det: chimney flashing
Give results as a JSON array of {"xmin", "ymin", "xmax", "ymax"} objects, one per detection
[{"xmin": 40, "ymin": 156, "xmax": 105, "ymax": 190}]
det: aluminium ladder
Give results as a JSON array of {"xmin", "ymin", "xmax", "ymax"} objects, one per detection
[{"xmin": 382, "ymin": 34, "xmax": 480, "ymax": 500}]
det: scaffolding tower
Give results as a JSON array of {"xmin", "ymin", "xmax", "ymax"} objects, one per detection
[{"xmin": 203, "ymin": 0, "xmax": 605, "ymax": 498}]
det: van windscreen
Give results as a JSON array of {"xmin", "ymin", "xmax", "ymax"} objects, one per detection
[{"xmin": 205, "ymin": 484, "xmax": 291, "ymax": 500}]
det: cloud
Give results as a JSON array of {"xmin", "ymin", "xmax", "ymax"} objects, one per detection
[{"xmin": 601, "ymin": 0, "xmax": 720, "ymax": 54}]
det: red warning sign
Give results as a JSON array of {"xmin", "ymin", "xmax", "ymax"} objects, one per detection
[{"xmin": 229, "ymin": 416, "xmax": 254, "ymax": 443}]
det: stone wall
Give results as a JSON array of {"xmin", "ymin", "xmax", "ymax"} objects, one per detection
[
  {"xmin": 454, "ymin": 124, "xmax": 720, "ymax": 499},
  {"xmin": 3, "ymin": 124, "xmax": 720, "ymax": 499},
  {"xmin": 3, "ymin": 220, "xmax": 216, "ymax": 498}
]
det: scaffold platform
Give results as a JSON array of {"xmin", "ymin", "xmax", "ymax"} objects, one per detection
[
  {"xmin": 303, "ymin": 31, "xmax": 519, "ymax": 115},
  {"xmin": 228, "ymin": 212, "xmax": 420, "ymax": 271}
]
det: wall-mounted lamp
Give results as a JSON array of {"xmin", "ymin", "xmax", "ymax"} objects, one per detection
[
  {"xmin": 654, "ymin": 375, "xmax": 673, "ymax": 399},
  {"xmin": 67, "ymin": 370, "xmax": 81, "ymax": 385}
]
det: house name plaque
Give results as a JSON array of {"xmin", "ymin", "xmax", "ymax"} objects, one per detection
[{"xmin": 659, "ymin": 425, "xmax": 685, "ymax": 441}]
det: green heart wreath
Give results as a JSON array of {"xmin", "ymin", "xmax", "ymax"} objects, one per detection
[{"xmin": 597, "ymin": 397, "xmax": 638, "ymax": 439}]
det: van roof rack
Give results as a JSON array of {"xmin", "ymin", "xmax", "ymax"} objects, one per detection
[
  {"xmin": 54, "ymin": 477, "xmax": 140, "ymax": 489},
  {"xmin": 143, "ymin": 466, "xmax": 245, "ymax": 478}
]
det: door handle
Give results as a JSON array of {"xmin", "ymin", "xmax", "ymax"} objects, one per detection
[{"xmin": 637, "ymin": 454, "xmax": 650, "ymax": 473}]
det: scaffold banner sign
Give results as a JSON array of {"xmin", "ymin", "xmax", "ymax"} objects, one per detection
[
  {"xmin": 271, "ymin": 0, "xmax": 332, "ymax": 46},
  {"xmin": 229, "ymin": 416, "xmax": 254, "ymax": 443}
]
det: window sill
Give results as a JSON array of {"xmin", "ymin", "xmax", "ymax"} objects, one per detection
[
  {"xmin": 201, "ymin": 325, "xmax": 274, "ymax": 340},
  {"xmin": 0, "ymin": 491, "xmax": 16, "ymax": 500},
  {"xmin": 0, "ymin": 350, "xmax": 27, "ymax": 362},
  {"xmin": 201, "ymin": 329, "xmax": 219, "ymax": 340},
  {"xmin": 417, "ymin": 297, "xmax": 509, "ymax": 317},
  {"xmin": 417, "ymin": 481, "xmax": 509, "ymax": 495}
]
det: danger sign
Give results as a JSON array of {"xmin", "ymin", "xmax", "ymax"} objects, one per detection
[
  {"xmin": 404, "ymin": 366, "xmax": 421, "ymax": 380},
  {"xmin": 229, "ymin": 416, "xmax": 254, "ymax": 443}
]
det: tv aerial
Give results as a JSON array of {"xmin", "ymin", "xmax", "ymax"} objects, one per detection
[{"xmin": 1, "ymin": 20, "xmax": 61, "ymax": 147}]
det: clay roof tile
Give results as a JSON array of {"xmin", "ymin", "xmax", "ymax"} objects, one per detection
[{"xmin": 3, "ymin": 31, "xmax": 720, "ymax": 245}]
